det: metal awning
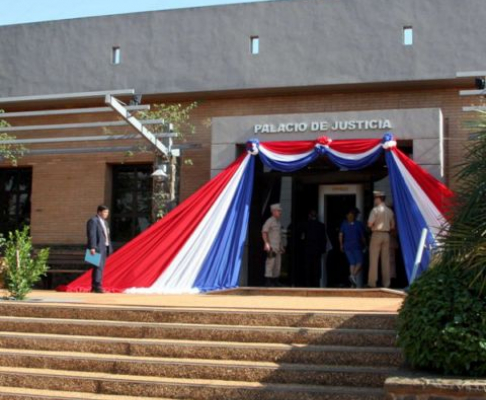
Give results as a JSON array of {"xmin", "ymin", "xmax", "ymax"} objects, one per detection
[
  {"xmin": 457, "ymin": 71, "xmax": 486, "ymax": 112},
  {"xmin": 0, "ymin": 89, "xmax": 176, "ymax": 157}
]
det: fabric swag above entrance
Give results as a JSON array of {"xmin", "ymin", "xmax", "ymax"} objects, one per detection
[{"xmin": 59, "ymin": 134, "xmax": 453, "ymax": 294}]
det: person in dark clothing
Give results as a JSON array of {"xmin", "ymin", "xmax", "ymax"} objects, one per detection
[
  {"xmin": 86, "ymin": 205, "xmax": 113, "ymax": 293},
  {"xmin": 301, "ymin": 210, "xmax": 327, "ymax": 287}
]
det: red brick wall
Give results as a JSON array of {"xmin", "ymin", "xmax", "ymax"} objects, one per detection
[{"xmin": 0, "ymin": 87, "xmax": 475, "ymax": 245}]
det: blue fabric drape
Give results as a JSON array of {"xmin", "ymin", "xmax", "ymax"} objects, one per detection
[
  {"xmin": 325, "ymin": 147, "xmax": 384, "ymax": 170},
  {"xmin": 258, "ymin": 150, "xmax": 319, "ymax": 172},
  {"xmin": 194, "ymin": 135, "xmax": 439, "ymax": 290},
  {"xmin": 194, "ymin": 156, "xmax": 255, "ymax": 292},
  {"xmin": 258, "ymin": 146, "xmax": 383, "ymax": 173},
  {"xmin": 385, "ymin": 152, "xmax": 435, "ymax": 281}
]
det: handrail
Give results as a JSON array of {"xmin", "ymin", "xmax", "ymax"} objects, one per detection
[{"xmin": 409, "ymin": 227, "xmax": 429, "ymax": 285}]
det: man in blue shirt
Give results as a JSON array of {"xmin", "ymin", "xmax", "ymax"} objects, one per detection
[{"xmin": 339, "ymin": 208, "xmax": 366, "ymax": 288}]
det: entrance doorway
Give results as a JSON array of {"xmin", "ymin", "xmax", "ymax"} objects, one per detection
[
  {"xmin": 244, "ymin": 142, "xmax": 411, "ymax": 289},
  {"xmin": 318, "ymin": 185, "xmax": 364, "ymax": 287}
]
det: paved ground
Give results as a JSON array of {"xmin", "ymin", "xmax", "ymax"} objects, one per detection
[{"xmin": 16, "ymin": 288, "xmax": 404, "ymax": 314}]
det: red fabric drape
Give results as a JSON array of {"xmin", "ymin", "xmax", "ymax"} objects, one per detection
[
  {"xmin": 261, "ymin": 138, "xmax": 382, "ymax": 155},
  {"xmin": 261, "ymin": 141, "xmax": 315, "ymax": 154},
  {"xmin": 330, "ymin": 139, "xmax": 382, "ymax": 154},
  {"xmin": 58, "ymin": 154, "xmax": 247, "ymax": 292},
  {"xmin": 392, "ymin": 148, "xmax": 454, "ymax": 215}
]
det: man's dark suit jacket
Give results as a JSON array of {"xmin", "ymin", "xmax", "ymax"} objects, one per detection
[
  {"xmin": 302, "ymin": 219, "xmax": 328, "ymax": 254},
  {"xmin": 87, "ymin": 216, "xmax": 113, "ymax": 257}
]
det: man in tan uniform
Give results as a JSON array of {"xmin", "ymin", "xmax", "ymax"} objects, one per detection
[
  {"xmin": 367, "ymin": 191, "xmax": 395, "ymax": 288},
  {"xmin": 262, "ymin": 203, "xmax": 285, "ymax": 287}
]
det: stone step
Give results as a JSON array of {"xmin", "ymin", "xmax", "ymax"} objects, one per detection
[
  {"xmin": 0, "ymin": 303, "xmax": 397, "ymax": 329},
  {"xmin": 0, "ymin": 316, "xmax": 397, "ymax": 347},
  {"xmin": 0, "ymin": 366, "xmax": 385, "ymax": 400},
  {"xmin": 0, "ymin": 331, "xmax": 403, "ymax": 367},
  {"xmin": 0, "ymin": 348, "xmax": 396, "ymax": 387},
  {"xmin": 0, "ymin": 386, "xmax": 185, "ymax": 400}
]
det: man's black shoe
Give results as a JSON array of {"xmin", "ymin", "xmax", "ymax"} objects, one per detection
[{"xmin": 91, "ymin": 288, "xmax": 104, "ymax": 293}]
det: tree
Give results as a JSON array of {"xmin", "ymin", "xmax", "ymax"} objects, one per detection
[
  {"xmin": 438, "ymin": 114, "xmax": 486, "ymax": 292},
  {"xmin": 0, "ymin": 227, "xmax": 49, "ymax": 300},
  {"xmin": 137, "ymin": 102, "xmax": 198, "ymax": 220},
  {"xmin": 0, "ymin": 111, "xmax": 26, "ymax": 165},
  {"xmin": 397, "ymin": 113, "xmax": 486, "ymax": 376}
]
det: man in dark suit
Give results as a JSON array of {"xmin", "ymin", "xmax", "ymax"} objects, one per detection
[
  {"xmin": 87, "ymin": 205, "xmax": 113, "ymax": 293},
  {"xmin": 301, "ymin": 210, "xmax": 327, "ymax": 287}
]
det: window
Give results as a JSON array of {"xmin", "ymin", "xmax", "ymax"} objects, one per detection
[
  {"xmin": 403, "ymin": 26, "xmax": 413, "ymax": 46},
  {"xmin": 111, "ymin": 164, "xmax": 152, "ymax": 242},
  {"xmin": 0, "ymin": 168, "xmax": 32, "ymax": 237},
  {"xmin": 250, "ymin": 36, "xmax": 260, "ymax": 55},
  {"xmin": 112, "ymin": 46, "xmax": 121, "ymax": 64}
]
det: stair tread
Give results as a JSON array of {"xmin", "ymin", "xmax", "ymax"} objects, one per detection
[
  {"xmin": 0, "ymin": 331, "xmax": 400, "ymax": 352},
  {"xmin": 0, "ymin": 348, "xmax": 399, "ymax": 372},
  {"xmin": 0, "ymin": 386, "xmax": 188, "ymax": 400},
  {"xmin": 0, "ymin": 301, "xmax": 399, "ymax": 316},
  {"xmin": 0, "ymin": 366, "xmax": 385, "ymax": 393},
  {"xmin": 0, "ymin": 316, "xmax": 396, "ymax": 333}
]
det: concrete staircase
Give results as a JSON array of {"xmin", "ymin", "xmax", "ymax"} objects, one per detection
[{"xmin": 0, "ymin": 302, "xmax": 402, "ymax": 400}]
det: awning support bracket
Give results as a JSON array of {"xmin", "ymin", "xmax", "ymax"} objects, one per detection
[{"xmin": 105, "ymin": 94, "xmax": 169, "ymax": 156}]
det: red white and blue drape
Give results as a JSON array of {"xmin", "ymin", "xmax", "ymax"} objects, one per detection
[{"xmin": 59, "ymin": 134, "xmax": 453, "ymax": 293}]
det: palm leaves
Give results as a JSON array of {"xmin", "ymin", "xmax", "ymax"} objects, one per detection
[{"xmin": 438, "ymin": 119, "xmax": 486, "ymax": 293}]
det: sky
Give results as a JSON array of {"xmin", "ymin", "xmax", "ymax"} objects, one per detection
[{"xmin": 0, "ymin": 0, "xmax": 282, "ymax": 26}]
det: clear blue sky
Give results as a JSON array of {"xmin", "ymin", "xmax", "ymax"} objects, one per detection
[{"xmin": 0, "ymin": 0, "xmax": 282, "ymax": 26}]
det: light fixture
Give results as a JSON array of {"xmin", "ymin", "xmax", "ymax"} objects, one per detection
[
  {"xmin": 151, "ymin": 165, "xmax": 168, "ymax": 181},
  {"xmin": 129, "ymin": 94, "xmax": 143, "ymax": 106},
  {"xmin": 475, "ymin": 77, "xmax": 486, "ymax": 90}
]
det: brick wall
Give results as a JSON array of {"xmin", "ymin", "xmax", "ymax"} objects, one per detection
[{"xmin": 0, "ymin": 86, "xmax": 476, "ymax": 246}]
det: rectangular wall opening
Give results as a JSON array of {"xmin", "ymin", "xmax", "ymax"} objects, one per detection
[
  {"xmin": 112, "ymin": 46, "xmax": 121, "ymax": 64},
  {"xmin": 403, "ymin": 26, "xmax": 413, "ymax": 46},
  {"xmin": 250, "ymin": 36, "xmax": 260, "ymax": 54}
]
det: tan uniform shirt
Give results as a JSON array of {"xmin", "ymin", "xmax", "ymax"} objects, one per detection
[
  {"xmin": 262, "ymin": 216, "xmax": 283, "ymax": 249},
  {"xmin": 368, "ymin": 204, "xmax": 395, "ymax": 232}
]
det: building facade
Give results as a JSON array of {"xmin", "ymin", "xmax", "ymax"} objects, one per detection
[{"xmin": 0, "ymin": 0, "xmax": 484, "ymax": 286}]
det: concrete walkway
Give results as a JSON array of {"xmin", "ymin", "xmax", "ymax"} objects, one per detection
[{"xmin": 17, "ymin": 288, "xmax": 404, "ymax": 314}]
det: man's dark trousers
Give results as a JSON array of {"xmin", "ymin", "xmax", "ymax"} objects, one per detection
[{"xmin": 91, "ymin": 245, "xmax": 110, "ymax": 290}]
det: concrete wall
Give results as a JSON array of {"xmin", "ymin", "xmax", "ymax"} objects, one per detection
[
  {"xmin": 211, "ymin": 108, "xmax": 443, "ymax": 179},
  {"xmin": 0, "ymin": 0, "xmax": 485, "ymax": 97}
]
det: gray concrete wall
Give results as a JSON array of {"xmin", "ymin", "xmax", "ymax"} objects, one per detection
[
  {"xmin": 211, "ymin": 107, "xmax": 443, "ymax": 178},
  {"xmin": 0, "ymin": 0, "xmax": 485, "ymax": 97}
]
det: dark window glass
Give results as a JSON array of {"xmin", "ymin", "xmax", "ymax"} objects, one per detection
[
  {"xmin": 0, "ymin": 168, "xmax": 32, "ymax": 237},
  {"xmin": 111, "ymin": 164, "xmax": 152, "ymax": 243}
]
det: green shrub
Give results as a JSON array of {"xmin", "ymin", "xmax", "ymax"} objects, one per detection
[
  {"xmin": 0, "ymin": 227, "xmax": 49, "ymax": 300},
  {"xmin": 398, "ymin": 263, "xmax": 486, "ymax": 376}
]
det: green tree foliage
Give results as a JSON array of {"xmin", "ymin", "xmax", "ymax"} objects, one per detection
[
  {"xmin": 0, "ymin": 227, "xmax": 49, "ymax": 300},
  {"xmin": 137, "ymin": 102, "xmax": 198, "ymax": 139},
  {"xmin": 138, "ymin": 102, "xmax": 198, "ymax": 219},
  {"xmin": 398, "ymin": 264, "xmax": 486, "ymax": 376},
  {"xmin": 0, "ymin": 111, "xmax": 27, "ymax": 165},
  {"xmin": 438, "ymin": 120, "xmax": 486, "ymax": 292},
  {"xmin": 398, "ymin": 115, "xmax": 486, "ymax": 376}
]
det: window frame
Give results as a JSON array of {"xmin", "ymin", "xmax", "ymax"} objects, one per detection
[
  {"xmin": 112, "ymin": 46, "xmax": 121, "ymax": 65},
  {"xmin": 111, "ymin": 163, "xmax": 153, "ymax": 243},
  {"xmin": 250, "ymin": 36, "xmax": 260, "ymax": 55},
  {"xmin": 403, "ymin": 26, "xmax": 413, "ymax": 46},
  {"xmin": 0, "ymin": 167, "xmax": 32, "ymax": 237}
]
